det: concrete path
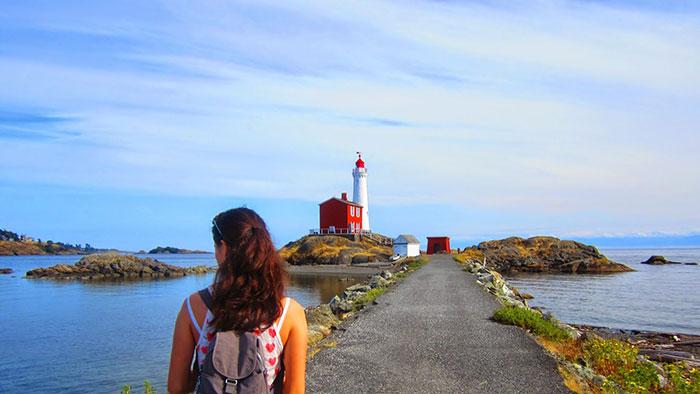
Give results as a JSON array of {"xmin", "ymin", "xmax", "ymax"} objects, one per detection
[{"xmin": 306, "ymin": 255, "xmax": 570, "ymax": 393}]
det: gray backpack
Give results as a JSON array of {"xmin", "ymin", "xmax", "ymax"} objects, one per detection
[{"xmin": 196, "ymin": 289, "xmax": 268, "ymax": 394}]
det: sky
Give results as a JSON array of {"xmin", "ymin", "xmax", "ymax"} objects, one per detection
[{"xmin": 1, "ymin": 0, "xmax": 699, "ymax": 251}]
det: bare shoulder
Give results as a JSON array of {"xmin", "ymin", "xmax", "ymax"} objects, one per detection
[{"xmin": 284, "ymin": 298, "xmax": 307, "ymax": 326}]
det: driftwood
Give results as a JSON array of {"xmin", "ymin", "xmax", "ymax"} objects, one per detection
[
  {"xmin": 673, "ymin": 339, "xmax": 700, "ymax": 346},
  {"xmin": 639, "ymin": 349, "xmax": 700, "ymax": 366}
]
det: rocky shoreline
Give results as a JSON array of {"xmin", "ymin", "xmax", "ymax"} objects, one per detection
[
  {"xmin": 455, "ymin": 255, "xmax": 699, "ymax": 392},
  {"xmin": 573, "ymin": 325, "xmax": 700, "ymax": 365},
  {"xmin": 25, "ymin": 253, "xmax": 215, "ymax": 280}
]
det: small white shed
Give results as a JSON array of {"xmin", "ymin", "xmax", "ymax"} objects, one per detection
[{"xmin": 393, "ymin": 234, "xmax": 420, "ymax": 257}]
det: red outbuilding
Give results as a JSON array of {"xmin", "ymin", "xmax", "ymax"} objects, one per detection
[
  {"xmin": 426, "ymin": 236, "xmax": 451, "ymax": 254},
  {"xmin": 319, "ymin": 192, "xmax": 363, "ymax": 234}
]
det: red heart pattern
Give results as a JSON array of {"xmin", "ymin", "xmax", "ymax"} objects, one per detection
[
  {"xmin": 269, "ymin": 328, "xmax": 277, "ymax": 338},
  {"xmin": 267, "ymin": 357, "xmax": 277, "ymax": 366},
  {"xmin": 265, "ymin": 342, "xmax": 275, "ymax": 352}
]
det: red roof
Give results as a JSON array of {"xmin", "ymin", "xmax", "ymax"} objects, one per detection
[{"xmin": 319, "ymin": 197, "xmax": 363, "ymax": 208}]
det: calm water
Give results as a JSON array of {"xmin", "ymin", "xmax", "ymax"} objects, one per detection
[
  {"xmin": 0, "ymin": 254, "xmax": 363, "ymax": 393},
  {"xmin": 506, "ymin": 248, "xmax": 700, "ymax": 335}
]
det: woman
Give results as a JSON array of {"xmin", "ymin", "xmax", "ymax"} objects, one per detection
[{"xmin": 168, "ymin": 208, "xmax": 308, "ymax": 393}]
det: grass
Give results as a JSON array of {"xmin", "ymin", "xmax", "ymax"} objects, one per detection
[
  {"xmin": 583, "ymin": 338, "xmax": 638, "ymax": 377},
  {"xmin": 120, "ymin": 381, "xmax": 156, "ymax": 394},
  {"xmin": 492, "ymin": 306, "xmax": 572, "ymax": 342},
  {"xmin": 665, "ymin": 363, "xmax": 700, "ymax": 394},
  {"xmin": 393, "ymin": 255, "xmax": 429, "ymax": 280},
  {"xmin": 539, "ymin": 338, "xmax": 583, "ymax": 362},
  {"xmin": 453, "ymin": 247, "xmax": 485, "ymax": 264},
  {"xmin": 352, "ymin": 287, "xmax": 387, "ymax": 311},
  {"xmin": 494, "ymin": 309, "xmax": 700, "ymax": 393},
  {"xmin": 582, "ymin": 338, "xmax": 700, "ymax": 393}
]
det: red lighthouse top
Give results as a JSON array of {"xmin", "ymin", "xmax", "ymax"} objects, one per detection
[{"xmin": 355, "ymin": 152, "xmax": 365, "ymax": 168}]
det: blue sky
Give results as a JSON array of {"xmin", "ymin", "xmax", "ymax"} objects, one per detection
[{"xmin": 1, "ymin": 1, "xmax": 699, "ymax": 251}]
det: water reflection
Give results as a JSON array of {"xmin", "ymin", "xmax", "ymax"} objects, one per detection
[{"xmin": 288, "ymin": 274, "xmax": 365, "ymax": 304}]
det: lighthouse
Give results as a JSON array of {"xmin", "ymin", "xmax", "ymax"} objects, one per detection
[{"xmin": 352, "ymin": 152, "xmax": 370, "ymax": 231}]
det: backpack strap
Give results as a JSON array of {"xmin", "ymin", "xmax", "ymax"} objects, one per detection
[{"xmin": 198, "ymin": 287, "xmax": 214, "ymax": 311}]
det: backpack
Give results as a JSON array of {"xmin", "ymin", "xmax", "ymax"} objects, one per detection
[{"xmin": 196, "ymin": 289, "xmax": 269, "ymax": 394}]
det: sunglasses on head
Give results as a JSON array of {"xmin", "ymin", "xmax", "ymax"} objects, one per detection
[{"xmin": 212, "ymin": 218, "xmax": 224, "ymax": 238}]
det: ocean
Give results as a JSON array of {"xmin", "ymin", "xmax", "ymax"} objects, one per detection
[{"xmin": 505, "ymin": 248, "xmax": 700, "ymax": 335}]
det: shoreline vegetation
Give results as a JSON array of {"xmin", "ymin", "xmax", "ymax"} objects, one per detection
[{"xmin": 454, "ymin": 255, "xmax": 699, "ymax": 393}]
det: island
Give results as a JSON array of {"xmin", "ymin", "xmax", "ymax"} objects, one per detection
[
  {"xmin": 456, "ymin": 236, "xmax": 633, "ymax": 273},
  {"xmin": 25, "ymin": 253, "xmax": 215, "ymax": 280},
  {"xmin": 641, "ymin": 255, "xmax": 683, "ymax": 265},
  {"xmin": 280, "ymin": 234, "xmax": 393, "ymax": 265},
  {"xmin": 147, "ymin": 246, "xmax": 210, "ymax": 254}
]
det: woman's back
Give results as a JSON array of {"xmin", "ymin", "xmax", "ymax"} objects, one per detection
[{"xmin": 167, "ymin": 208, "xmax": 308, "ymax": 394}]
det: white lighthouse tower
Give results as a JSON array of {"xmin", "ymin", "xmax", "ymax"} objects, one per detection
[{"xmin": 352, "ymin": 152, "xmax": 370, "ymax": 231}]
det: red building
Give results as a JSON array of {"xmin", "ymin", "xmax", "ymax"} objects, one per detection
[
  {"xmin": 319, "ymin": 192, "xmax": 363, "ymax": 234},
  {"xmin": 426, "ymin": 236, "xmax": 451, "ymax": 254}
]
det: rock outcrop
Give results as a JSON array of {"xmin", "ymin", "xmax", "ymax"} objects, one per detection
[
  {"xmin": 641, "ymin": 256, "xmax": 682, "ymax": 265},
  {"xmin": 25, "ymin": 253, "xmax": 215, "ymax": 280},
  {"xmin": 458, "ymin": 236, "xmax": 633, "ymax": 274},
  {"xmin": 280, "ymin": 235, "xmax": 392, "ymax": 265}
]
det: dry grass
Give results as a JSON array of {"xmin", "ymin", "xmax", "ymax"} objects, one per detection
[
  {"xmin": 539, "ymin": 338, "xmax": 583, "ymax": 362},
  {"xmin": 454, "ymin": 248, "xmax": 484, "ymax": 263},
  {"xmin": 0, "ymin": 240, "xmax": 46, "ymax": 255},
  {"xmin": 558, "ymin": 365, "xmax": 592, "ymax": 394}
]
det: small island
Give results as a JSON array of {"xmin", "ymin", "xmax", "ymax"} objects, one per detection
[
  {"xmin": 25, "ymin": 253, "xmax": 215, "ymax": 280},
  {"xmin": 456, "ymin": 236, "xmax": 633, "ymax": 274},
  {"xmin": 641, "ymin": 255, "xmax": 684, "ymax": 265},
  {"xmin": 280, "ymin": 235, "xmax": 392, "ymax": 265},
  {"xmin": 147, "ymin": 246, "xmax": 210, "ymax": 254}
]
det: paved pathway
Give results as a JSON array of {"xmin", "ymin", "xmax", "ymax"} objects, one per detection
[{"xmin": 306, "ymin": 254, "xmax": 570, "ymax": 393}]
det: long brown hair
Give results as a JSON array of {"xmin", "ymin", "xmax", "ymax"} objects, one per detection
[{"xmin": 210, "ymin": 208, "xmax": 286, "ymax": 332}]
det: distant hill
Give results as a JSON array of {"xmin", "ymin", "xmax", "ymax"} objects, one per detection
[
  {"xmin": 0, "ymin": 228, "xmax": 108, "ymax": 256},
  {"xmin": 147, "ymin": 246, "xmax": 210, "ymax": 254}
]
